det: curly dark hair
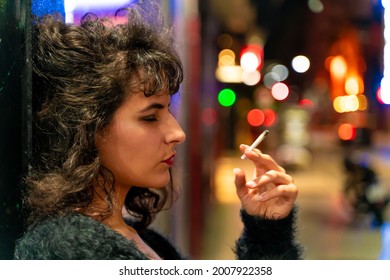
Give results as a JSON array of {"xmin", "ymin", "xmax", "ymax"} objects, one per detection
[{"xmin": 25, "ymin": 3, "xmax": 183, "ymax": 230}]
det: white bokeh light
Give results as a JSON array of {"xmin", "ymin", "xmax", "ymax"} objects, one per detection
[
  {"xmin": 291, "ymin": 55, "xmax": 310, "ymax": 73},
  {"xmin": 240, "ymin": 52, "xmax": 260, "ymax": 72},
  {"xmin": 380, "ymin": 0, "xmax": 390, "ymax": 104}
]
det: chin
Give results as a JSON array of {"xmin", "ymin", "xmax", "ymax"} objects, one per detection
[
  {"xmin": 139, "ymin": 170, "xmax": 171, "ymax": 189},
  {"xmin": 145, "ymin": 178, "xmax": 170, "ymax": 189},
  {"xmin": 151, "ymin": 180, "xmax": 170, "ymax": 189}
]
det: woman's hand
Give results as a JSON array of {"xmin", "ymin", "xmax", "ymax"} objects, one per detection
[{"xmin": 234, "ymin": 144, "xmax": 298, "ymax": 220}]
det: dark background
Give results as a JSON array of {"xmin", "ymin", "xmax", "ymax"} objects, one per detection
[{"xmin": 0, "ymin": 0, "xmax": 31, "ymax": 259}]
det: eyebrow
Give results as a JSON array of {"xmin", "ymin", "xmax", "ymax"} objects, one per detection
[{"xmin": 139, "ymin": 103, "xmax": 170, "ymax": 113}]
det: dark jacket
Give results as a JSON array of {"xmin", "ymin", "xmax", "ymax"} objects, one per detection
[{"xmin": 14, "ymin": 208, "xmax": 302, "ymax": 260}]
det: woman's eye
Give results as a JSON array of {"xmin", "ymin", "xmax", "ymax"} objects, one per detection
[{"xmin": 142, "ymin": 115, "xmax": 158, "ymax": 122}]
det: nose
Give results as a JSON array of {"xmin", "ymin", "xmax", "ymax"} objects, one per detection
[{"xmin": 166, "ymin": 115, "xmax": 186, "ymax": 145}]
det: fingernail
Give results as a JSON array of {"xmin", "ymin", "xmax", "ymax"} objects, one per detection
[{"xmin": 246, "ymin": 181, "xmax": 256, "ymax": 188}]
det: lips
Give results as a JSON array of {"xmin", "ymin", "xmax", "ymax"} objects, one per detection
[{"xmin": 163, "ymin": 154, "xmax": 175, "ymax": 166}]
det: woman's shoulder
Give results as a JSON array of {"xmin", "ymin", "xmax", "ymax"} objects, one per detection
[{"xmin": 14, "ymin": 213, "xmax": 147, "ymax": 260}]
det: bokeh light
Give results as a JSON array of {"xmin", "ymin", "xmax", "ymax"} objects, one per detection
[
  {"xmin": 240, "ymin": 44, "xmax": 263, "ymax": 72},
  {"xmin": 333, "ymin": 95, "xmax": 361, "ymax": 112},
  {"xmin": 263, "ymin": 108, "xmax": 277, "ymax": 126},
  {"xmin": 242, "ymin": 70, "xmax": 261, "ymax": 86},
  {"xmin": 380, "ymin": 0, "xmax": 390, "ymax": 104},
  {"xmin": 299, "ymin": 99, "xmax": 315, "ymax": 108},
  {"xmin": 201, "ymin": 108, "xmax": 217, "ymax": 126},
  {"xmin": 263, "ymin": 72, "xmax": 279, "ymax": 89},
  {"xmin": 357, "ymin": 95, "xmax": 368, "ymax": 110},
  {"xmin": 247, "ymin": 109, "xmax": 265, "ymax": 126},
  {"xmin": 329, "ymin": 56, "xmax": 347, "ymax": 79},
  {"xmin": 377, "ymin": 86, "xmax": 385, "ymax": 104},
  {"xmin": 271, "ymin": 64, "xmax": 289, "ymax": 81},
  {"xmin": 345, "ymin": 77, "xmax": 359, "ymax": 95},
  {"xmin": 291, "ymin": 55, "xmax": 310, "ymax": 73},
  {"xmin": 218, "ymin": 49, "xmax": 236, "ymax": 67},
  {"xmin": 240, "ymin": 52, "xmax": 260, "ymax": 72},
  {"xmin": 271, "ymin": 82, "xmax": 289, "ymax": 101},
  {"xmin": 64, "ymin": 0, "xmax": 136, "ymax": 23},
  {"xmin": 217, "ymin": 34, "xmax": 234, "ymax": 49},
  {"xmin": 380, "ymin": 78, "xmax": 390, "ymax": 104},
  {"xmin": 338, "ymin": 123, "xmax": 356, "ymax": 141},
  {"xmin": 308, "ymin": 0, "xmax": 324, "ymax": 13},
  {"xmin": 215, "ymin": 66, "xmax": 242, "ymax": 83},
  {"xmin": 345, "ymin": 75, "xmax": 364, "ymax": 95},
  {"xmin": 218, "ymin": 88, "xmax": 236, "ymax": 107}
]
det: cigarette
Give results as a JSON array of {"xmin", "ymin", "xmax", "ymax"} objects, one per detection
[{"xmin": 241, "ymin": 130, "xmax": 269, "ymax": 160}]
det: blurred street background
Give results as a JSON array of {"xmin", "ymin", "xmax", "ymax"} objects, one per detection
[
  {"xmin": 201, "ymin": 132, "xmax": 390, "ymax": 259},
  {"xmin": 1, "ymin": 0, "xmax": 390, "ymax": 259}
]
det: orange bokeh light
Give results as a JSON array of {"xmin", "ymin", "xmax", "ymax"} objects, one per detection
[{"xmin": 338, "ymin": 123, "xmax": 356, "ymax": 141}]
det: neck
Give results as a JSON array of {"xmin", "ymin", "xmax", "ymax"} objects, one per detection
[
  {"xmin": 108, "ymin": 185, "xmax": 131, "ymax": 229},
  {"xmin": 89, "ymin": 184, "xmax": 162, "ymax": 260},
  {"xmin": 90, "ymin": 183, "xmax": 131, "ymax": 229}
]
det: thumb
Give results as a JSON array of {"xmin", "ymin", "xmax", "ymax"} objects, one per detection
[{"xmin": 233, "ymin": 168, "xmax": 246, "ymax": 195}]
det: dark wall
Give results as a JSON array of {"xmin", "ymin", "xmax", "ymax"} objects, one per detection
[{"xmin": 0, "ymin": 0, "xmax": 31, "ymax": 259}]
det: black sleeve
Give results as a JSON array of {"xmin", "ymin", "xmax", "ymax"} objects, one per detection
[{"xmin": 234, "ymin": 207, "xmax": 304, "ymax": 260}]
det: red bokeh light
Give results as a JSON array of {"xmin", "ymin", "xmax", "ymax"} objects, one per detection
[
  {"xmin": 263, "ymin": 108, "xmax": 277, "ymax": 126},
  {"xmin": 247, "ymin": 109, "xmax": 265, "ymax": 127}
]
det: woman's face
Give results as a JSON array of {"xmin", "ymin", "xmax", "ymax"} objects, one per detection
[{"xmin": 96, "ymin": 91, "xmax": 186, "ymax": 189}]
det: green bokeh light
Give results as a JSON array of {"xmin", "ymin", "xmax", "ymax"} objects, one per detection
[{"xmin": 218, "ymin": 88, "xmax": 236, "ymax": 107}]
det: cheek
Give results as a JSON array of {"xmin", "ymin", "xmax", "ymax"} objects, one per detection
[
  {"xmin": 97, "ymin": 126, "xmax": 166, "ymax": 187},
  {"xmin": 96, "ymin": 125, "xmax": 138, "ymax": 177},
  {"xmin": 113, "ymin": 141, "xmax": 170, "ymax": 188}
]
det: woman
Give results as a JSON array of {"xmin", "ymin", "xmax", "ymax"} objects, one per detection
[{"xmin": 14, "ymin": 3, "xmax": 302, "ymax": 260}]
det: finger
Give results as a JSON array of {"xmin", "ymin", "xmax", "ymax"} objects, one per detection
[
  {"xmin": 248, "ymin": 152, "xmax": 285, "ymax": 173},
  {"xmin": 246, "ymin": 170, "xmax": 293, "ymax": 189},
  {"xmin": 257, "ymin": 183, "xmax": 298, "ymax": 202},
  {"xmin": 239, "ymin": 144, "xmax": 256, "ymax": 153},
  {"xmin": 240, "ymin": 144, "xmax": 285, "ymax": 173},
  {"xmin": 233, "ymin": 168, "xmax": 247, "ymax": 195}
]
